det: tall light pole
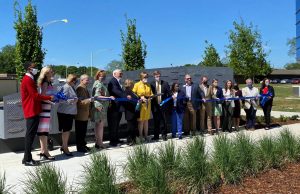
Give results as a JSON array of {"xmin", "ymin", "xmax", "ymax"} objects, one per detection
[
  {"xmin": 41, "ymin": 19, "xmax": 68, "ymax": 28},
  {"xmin": 90, "ymin": 48, "xmax": 113, "ymax": 77}
]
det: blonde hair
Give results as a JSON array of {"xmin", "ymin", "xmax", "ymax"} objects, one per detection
[
  {"xmin": 37, "ymin": 66, "xmax": 52, "ymax": 87},
  {"xmin": 139, "ymin": 72, "xmax": 148, "ymax": 80},
  {"xmin": 124, "ymin": 79, "xmax": 134, "ymax": 89},
  {"xmin": 94, "ymin": 70, "xmax": 106, "ymax": 80},
  {"xmin": 80, "ymin": 74, "xmax": 89, "ymax": 81},
  {"xmin": 66, "ymin": 74, "xmax": 77, "ymax": 83}
]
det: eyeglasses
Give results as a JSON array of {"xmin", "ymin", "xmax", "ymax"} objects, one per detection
[{"xmin": 186, "ymin": 78, "xmax": 191, "ymax": 80}]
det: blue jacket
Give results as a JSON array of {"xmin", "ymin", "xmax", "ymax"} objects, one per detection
[
  {"xmin": 181, "ymin": 83, "xmax": 203, "ymax": 110},
  {"xmin": 170, "ymin": 90, "xmax": 186, "ymax": 113}
]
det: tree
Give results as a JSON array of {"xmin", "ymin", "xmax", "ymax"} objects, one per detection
[
  {"xmin": 0, "ymin": 45, "xmax": 16, "ymax": 74},
  {"xmin": 287, "ymin": 37, "xmax": 296, "ymax": 58},
  {"xmin": 202, "ymin": 40, "xmax": 223, "ymax": 67},
  {"xmin": 106, "ymin": 60, "xmax": 124, "ymax": 72},
  {"xmin": 14, "ymin": 0, "xmax": 45, "ymax": 80},
  {"xmin": 284, "ymin": 62, "xmax": 300, "ymax": 70},
  {"xmin": 121, "ymin": 17, "xmax": 147, "ymax": 71},
  {"xmin": 226, "ymin": 20, "xmax": 271, "ymax": 80}
]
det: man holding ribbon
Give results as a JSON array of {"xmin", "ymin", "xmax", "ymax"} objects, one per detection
[
  {"xmin": 260, "ymin": 78, "xmax": 275, "ymax": 130},
  {"xmin": 150, "ymin": 70, "xmax": 170, "ymax": 141}
]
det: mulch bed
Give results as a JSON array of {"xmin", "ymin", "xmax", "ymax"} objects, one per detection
[{"xmin": 215, "ymin": 163, "xmax": 300, "ymax": 194}]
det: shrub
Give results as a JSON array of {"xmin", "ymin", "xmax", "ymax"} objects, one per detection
[
  {"xmin": 126, "ymin": 145, "xmax": 171, "ymax": 194},
  {"xmin": 279, "ymin": 115, "xmax": 288, "ymax": 122},
  {"xmin": 23, "ymin": 164, "xmax": 67, "ymax": 194},
  {"xmin": 81, "ymin": 153, "xmax": 119, "ymax": 194},
  {"xmin": 290, "ymin": 115, "xmax": 299, "ymax": 120},
  {"xmin": 277, "ymin": 129, "xmax": 300, "ymax": 162},
  {"xmin": 233, "ymin": 133, "xmax": 259, "ymax": 176},
  {"xmin": 212, "ymin": 134, "xmax": 242, "ymax": 184},
  {"xmin": 256, "ymin": 136, "xmax": 282, "ymax": 170},
  {"xmin": 176, "ymin": 136, "xmax": 213, "ymax": 193},
  {"xmin": 157, "ymin": 140, "xmax": 182, "ymax": 173}
]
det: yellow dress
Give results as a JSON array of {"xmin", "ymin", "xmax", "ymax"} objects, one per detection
[{"xmin": 132, "ymin": 81, "xmax": 153, "ymax": 121}]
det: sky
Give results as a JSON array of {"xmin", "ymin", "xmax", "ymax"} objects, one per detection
[{"xmin": 0, "ymin": 0, "xmax": 296, "ymax": 70}]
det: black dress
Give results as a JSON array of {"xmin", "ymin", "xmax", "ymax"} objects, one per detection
[{"xmin": 233, "ymin": 90, "xmax": 242, "ymax": 118}]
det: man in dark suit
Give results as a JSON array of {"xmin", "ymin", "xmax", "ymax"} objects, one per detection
[
  {"xmin": 150, "ymin": 71, "xmax": 171, "ymax": 141},
  {"xmin": 107, "ymin": 69, "xmax": 132, "ymax": 146},
  {"xmin": 181, "ymin": 74, "xmax": 204, "ymax": 136}
]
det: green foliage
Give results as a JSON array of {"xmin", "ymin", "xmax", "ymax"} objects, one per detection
[
  {"xmin": 233, "ymin": 133, "xmax": 259, "ymax": 176},
  {"xmin": 212, "ymin": 134, "xmax": 241, "ymax": 184},
  {"xmin": 0, "ymin": 172, "xmax": 11, "ymax": 194},
  {"xmin": 23, "ymin": 164, "xmax": 67, "ymax": 194},
  {"xmin": 177, "ymin": 136, "xmax": 213, "ymax": 193},
  {"xmin": 201, "ymin": 40, "xmax": 223, "ymax": 67},
  {"xmin": 284, "ymin": 62, "xmax": 300, "ymax": 70},
  {"xmin": 121, "ymin": 17, "xmax": 147, "ymax": 71},
  {"xmin": 14, "ymin": 0, "xmax": 45, "ymax": 80},
  {"xmin": 277, "ymin": 129, "xmax": 300, "ymax": 162},
  {"xmin": 106, "ymin": 60, "xmax": 124, "ymax": 73},
  {"xmin": 81, "ymin": 153, "xmax": 119, "ymax": 194},
  {"xmin": 0, "ymin": 45, "xmax": 16, "ymax": 74},
  {"xmin": 287, "ymin": 37, "xmax": 296, "ymax": 58},
  {"xmin": 126, "ymin": 145, "xmax": 171, "ymax": 194},
  {"xmin": 256, "ymin": 136, "xmax": 282, "ymax": 170},
  {"xmin": 226, "ymin": 20, "xmax": 271, "ymax": 79},
  {"xmin": 279, "ymin": 115, "xmax": 288, "ymax": 122},
  {"xmin": 157, "ymin": 141, "xmax": 182, "ymax": 173}
]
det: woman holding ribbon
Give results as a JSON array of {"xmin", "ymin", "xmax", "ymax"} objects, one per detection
[
  {"xmin": 209, "ymin": 79, "xmax": 223, "ymax": 133},
  {"xmin": 132, "ymin": 72, "xmax": 153, "ymax": 141},
  {"xmin": 92, "ymin": 70, "xmax": 114, "ymax": 149},
  {"xmin": 222, "ymin": 80, "xmax": 235, "ymax": 132},
  {"xmin": 260, "ymin": 78, "xmax": 275, "ymax": 130}
]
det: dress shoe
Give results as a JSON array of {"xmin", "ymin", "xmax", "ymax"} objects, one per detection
[
  {"xmin": 84, "ymin": 146, "xmax": 91, "ymax": 151},
  {"xmin": 39, "ymin": 153, "xmax": 55, "ymax": 161},
  {"xmin": 22, "ymin": 160, "xmax": 40, "ymax": 166},
  {"xmin": 178, "ymin": 136, "xmax": 183, "ymax": 140},
  {"xmin": 60, "ymin": 147, "xmax": 73, "ymax": 156},
  {"xmin": 162, "ymin": 135, "xmax": 168, "ymax": 141}
]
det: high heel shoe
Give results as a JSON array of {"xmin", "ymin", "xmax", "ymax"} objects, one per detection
[
  {"xmin": 60, "ymin": 147, "xmax": 73, "ymax": 156},
  {"xmin": 39, "ymin": 153, "xmax": 55, "ymax": 161}
]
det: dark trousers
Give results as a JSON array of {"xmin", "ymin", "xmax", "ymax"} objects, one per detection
[
  {"xmin": 107, "ymin": 108, "xmax": 122, "ymax": 144},
  {"xmin": 153, "ymin": 109, "xmax": 168, "ymax": 139},
  {"xmin": 23, "ymin": 116, "xmax": 39, "ymax": 162},
  {"xmin": 244, "ymin": 106, "xmax": 257, "ymax": 129},
  {"xmin": 262, "ymin": 103, "xmax": 272, "ymax": 127},
  {"xmin": 75, "ymin": 120, "xmax": 88, "ymax": 150},
  {"xmin": 222, "ymin": 102, "xmax": 233, "ymax": 131},
  {"xmin": 127, "ymin": 119, "xmax": 138, "ymax": 142}
]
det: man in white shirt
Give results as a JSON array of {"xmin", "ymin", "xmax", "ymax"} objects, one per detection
[{"xmin": 242, "ymin": 78, "xmax": 259, "ymax": 130}]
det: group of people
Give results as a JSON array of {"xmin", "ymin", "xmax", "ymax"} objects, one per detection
[{"xmin": 20, "ymin": 61, "xmax": 275, "ymax": 166}]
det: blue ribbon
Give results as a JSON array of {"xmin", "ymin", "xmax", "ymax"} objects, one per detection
[{"xmin": 260, "ymin": 92, "xmax": 272, "ymax": 107}]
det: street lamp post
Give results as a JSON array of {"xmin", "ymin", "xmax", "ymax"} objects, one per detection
[{"xmin": 90, "ymin": 49, "xmax": 113, "ymax": 77}]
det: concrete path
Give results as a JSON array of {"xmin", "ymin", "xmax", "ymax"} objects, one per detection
[
  {"xmin": 241, "ymin": 109, "xmax": 300, "ymax": 118},
  {"xmin": 1, "ymin": 122, "xmax": 300, "ymax": 193}
]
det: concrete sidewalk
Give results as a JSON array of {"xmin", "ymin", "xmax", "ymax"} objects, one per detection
[
  {"xmin": 241, "ymin": 109, "xmax": 300, "ymax": 118},
  {"xmin": 1, "ymin": 123, "xmax": 300, "ymax": 193}
]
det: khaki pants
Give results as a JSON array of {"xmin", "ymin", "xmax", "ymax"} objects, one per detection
[
  {"xmin": 200, "ymin": 102, "xmax": 212, "ymax": 131},
  {"xmin": 183, "ymin": 101, "xmax": 196, "ymax": 134}
]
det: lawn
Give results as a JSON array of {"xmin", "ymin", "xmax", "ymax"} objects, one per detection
[{"xmin": 239, "ymin": 84, "xmax": 300, "ymax": 112}]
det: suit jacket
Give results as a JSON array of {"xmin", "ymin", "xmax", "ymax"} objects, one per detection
[
  {"xmin": 170, "ymin": 90, "xmax": 187, "ymax": 113},
  {"xmin": 124, "ymin": 89, "xmax": 139, "ymax": 120},
  {"xmin": 75, "ymin": 84, "xmax": 91, "ymax": 121},
  {"xmin": 199, "ymin": 84, "xmax": 212, "ymax": 100},
  {"xmin": 150, "ymin": 80, "xmax": 171, "ymax": 112},
  {"xmin": 107, "ymin": 77, "xmax": 127, "ymax": 112},
  {"xmin": 259, "ymin": 85, "xmax": 275, "ymax": 105},
  {"xmin": 181, "ymin": 82, "xmax": 203, "ymax": 110}
]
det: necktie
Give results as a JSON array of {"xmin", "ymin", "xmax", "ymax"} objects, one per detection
[{"xmin": 156, "ymin": 81, "xmax": 161, "ymax": 104}]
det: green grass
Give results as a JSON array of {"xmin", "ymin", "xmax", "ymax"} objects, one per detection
[
  {"xmin": 126, "ymin": 145, "xmax": 171, "ymax": 194},
  {"xmin": 212, "ymin": 134, "xmax": 242, "ymax": 184},
  {"xmin": 157, "ymin": 141, "xmax": 182, "ymax": 173},
  {"xmin": 176, "ymin": 136, "xmax": 214, "ymax": 193},
  {"xmin": 23, "ymin": 164, "xmax": 67, "ymax": 194},
  {"xmin": 277, "ymin": 129, "xmax": 300, "ymax": 162},
  {"xmin": 81, "ymin": 153, "xmax": 119, "ymax": 194}
]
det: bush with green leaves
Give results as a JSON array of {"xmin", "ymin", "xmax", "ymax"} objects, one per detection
[
  {"xmin": 81, "ymin": 153, "xmax": 119, "ymax": 194},
  {"xmin": 176, "ymin": 136, "xmax": 213, "ymax": 193},
  {"xmin": 157, "ymin": 141, "xmax": 182, "ymax": 173},
  {"xmin": 126, "ymin": 145, "xmax": 171, "ymax": 194},
  {"xmin": 233, "ymin": 133, "xmax": 259, "ymax": 176},
  {"xmin": 212, "ymin": 134, "xmax": 242, "ymax": 184},
  {"xmin": 23, "ymin": 164, "xmax": 67, "ymax": 194},
  {"xmin": 256, "ymin": 136, "xmax": 282, "ymax": 170},
  {"xmin": 277, "ymin": 129, "xmax": 300, "ymax": 162}
]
